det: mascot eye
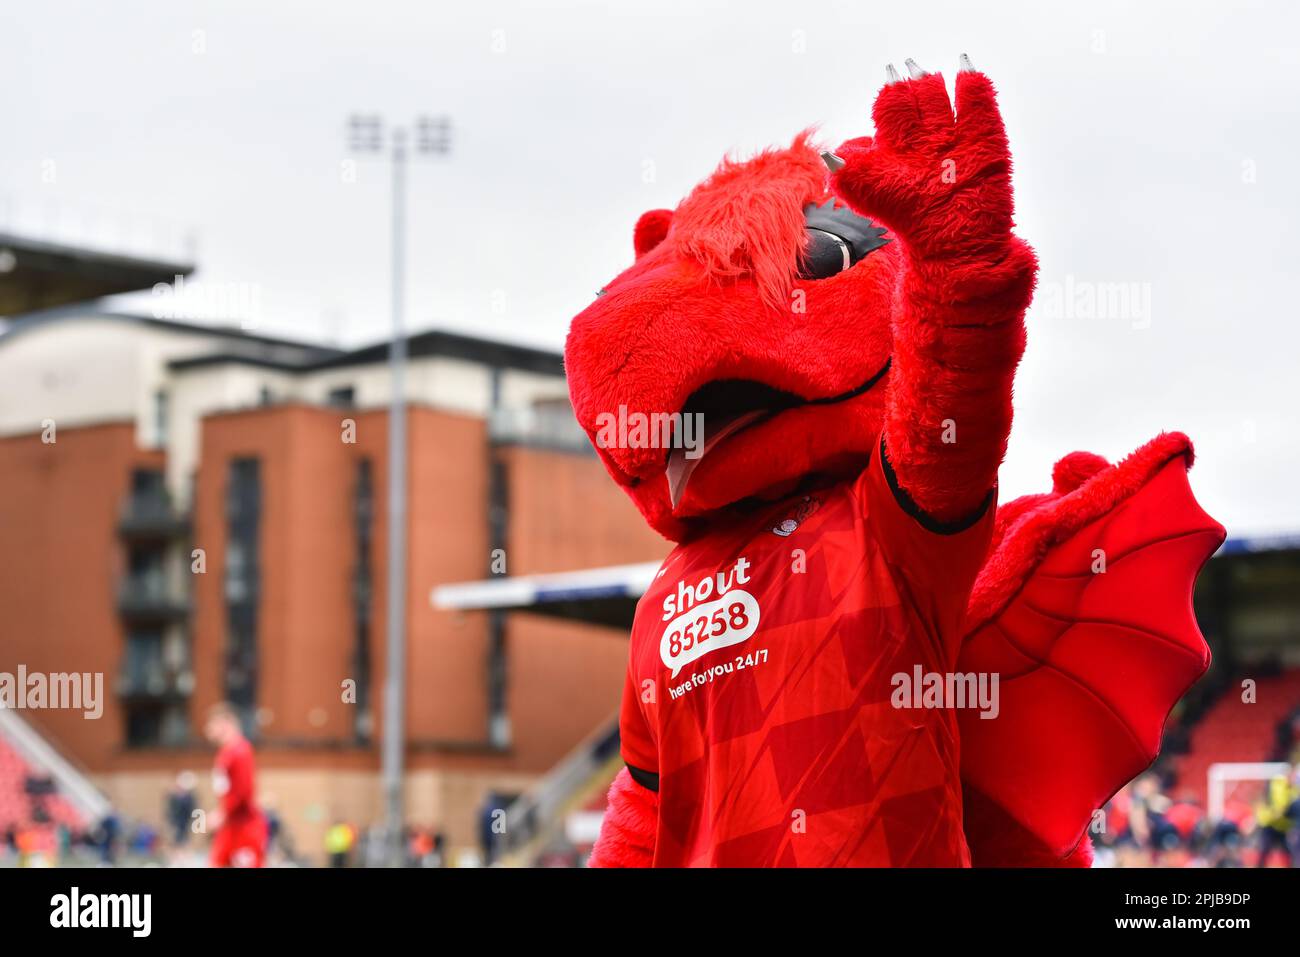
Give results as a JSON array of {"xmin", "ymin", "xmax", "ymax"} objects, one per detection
[
  {"xmin": 798, "ymin": 199, "xmax": 891, "ymax": 280},
  {"xmin": 801, "ymin": 228, "xmax": 853, "ymax": 279}
]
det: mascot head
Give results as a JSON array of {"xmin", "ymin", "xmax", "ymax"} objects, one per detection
[{"xmin": 565, "ymin": 133, "xmax": 899, "ymax": 541}]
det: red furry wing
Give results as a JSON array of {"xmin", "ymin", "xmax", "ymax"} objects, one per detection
[
  {"xmin": 588, "ymin": 768, "xmax": 659, "ymax": 868},
  {"xmin": 956, "ymin": 433, "xmax": 1226, "ymax": 864}
]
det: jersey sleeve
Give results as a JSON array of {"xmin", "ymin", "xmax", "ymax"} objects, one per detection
[
  {"xmin": 619, "ymin": 657, "xmax": 659, "ymax": 780},
  {"xmin": 857, "ymin": 434, "xmax": 996, "ymax": 661}
]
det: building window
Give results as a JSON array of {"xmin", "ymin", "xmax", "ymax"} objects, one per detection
[
  {"xmin": 224, "ymin": 457, "xmax": 261, "ymax": 734},
  {"xmin": 125, "ymin": 703, "xmax": 189, "ymax": 748},
  {"xmin": 352, "ymin": 458, "xmax": 374, "ymax": 742},
  {"xmin": 125, "ymin": 707, "xmax": 163, "ymax": 749},
  {"xmin": 126, "ymin": 546, "xmax": 166, "ymax": 601},
  {"xmin": 119, "ymin": 465, "xmax": 191, "ymax": 748},
  {"xmin": 224, "ymin": 541, "xmax": 249, "ymax": 602},
  {"xmin": 131, "ymin": 468, "xmax": 166, "ymax": 499},
  {"xmin": 153, "ymin": 389, "xmax": 168, "ymax": 446},
  {"xmin": 328, "ymin": 385, "xmax": 356, "ymax": 408},
  {"xmin": 487, "ymin": 453, "xmax": 509, "ymax": 747},
  {"xmin": 123, "ymin": 630, "xmax": 165, "ymax": 695}
]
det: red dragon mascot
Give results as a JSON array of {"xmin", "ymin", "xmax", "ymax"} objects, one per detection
[{"xmin": 565, "ymin": 56, "xmax": 1225, "ymax": 867}]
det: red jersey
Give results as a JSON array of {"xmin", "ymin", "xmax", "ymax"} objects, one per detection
[
  {"xmin": 619, "ymin": 441, "xmax": 995, "ymax": 866},
  {"xmin": 211, "ymin": 735, "xmax": 266, "ymax": 867},
  {"xmin": 214, "ymin": 736, "xmax": 259, "ymax": 823}
]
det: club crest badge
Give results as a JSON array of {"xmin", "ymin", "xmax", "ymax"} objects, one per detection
[{"xmin": 771, "ymin": 495, "xmax": 820, "ymax": 537}]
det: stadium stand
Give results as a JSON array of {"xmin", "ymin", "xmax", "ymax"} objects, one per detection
[
  {"xmin": 497, "ymin": 716, "xmax": 622, "ymax": 867},
  {"xmin": 0, "ymin": 709, "xmax": 107, "ymax": 862},
  {"xmin": 1173, "ymin": 668, "xmax": 1300, "ymax": 804}
]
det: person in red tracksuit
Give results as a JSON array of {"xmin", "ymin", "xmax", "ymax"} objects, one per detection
[{"xmin": 205, "ymin": 702, "xmax": 267, "ymax": 868}]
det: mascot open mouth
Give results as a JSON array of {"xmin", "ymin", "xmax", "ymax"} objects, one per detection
[{"xmin": 665, "ymin": 355, "xmax": 892, "ymax": 507}]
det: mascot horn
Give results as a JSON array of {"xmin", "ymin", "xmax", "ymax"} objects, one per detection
[{"xmin": 565, "ymin": 56, "xmax": 1225, "ymax": 867}]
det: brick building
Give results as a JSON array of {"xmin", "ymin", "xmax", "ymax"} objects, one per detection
[{"xmin": 0, "ymin": 307, "xmax": 665, "ymax": 861}]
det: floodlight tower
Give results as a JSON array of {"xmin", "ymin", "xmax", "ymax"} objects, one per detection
[{"xmin": 346, "ymin": 112, "xmax": 452, "ymax": 866}]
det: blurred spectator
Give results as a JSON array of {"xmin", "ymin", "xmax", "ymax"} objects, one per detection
[
  {"xmin": 165, "ymin": 771, "xmax": 198, "ymax": 850},
  {"xmin": 407, "ymin": 827, "xmax": 429, "ymax": 866},
  {"xmin": 479, "ymin": 792, "xmax": 509, "ymax": 866},
  {"xmin": 129, "ymin": 822, "xmax": 158, "ymax": 857},
  {"xmin": 93, "ymin": 812, "xmax": 121, "ymax": 865},
  {"xmin": 1099, "ymin": 775, "xmax": 1213, "ymax": 867},
  {"xmin": 1200, "ymin": 796, "xmax": 1252, "ymax": 867},
  {"xmin": 1255, "ymin": 766, "xmax": 1299, "ymax": 866},
  {"xmin": 1271, "ymin": 708, "xmax": 1300, "ymax": 763},
  {"xmin": 15, "ymin": 822, "xmax": 56, "ymax": 867},
  {"xmin": 1129, "ymin": 773, "xmax": 1178, "ymax": 863},
  {"xmin": 325, "ymin": 820, "xmax": 356, "ymax": 868},
  {"xmin": 406, "ymin": 827, "xmax": 446, "ymax": 867},
  {"xmin": 1164, "ymin": 794, "xmax": 1204, "ymax": 846}
]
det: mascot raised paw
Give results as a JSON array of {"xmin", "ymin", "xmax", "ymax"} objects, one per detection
[{"xmin": 566, "ymin": 56, "xmax": 1225, "ymax": 867}]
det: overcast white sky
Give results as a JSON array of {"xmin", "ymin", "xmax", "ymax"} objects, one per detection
[{"xmin": 3, "ymin": 0, "xmax": 1298, "ymax": 536}]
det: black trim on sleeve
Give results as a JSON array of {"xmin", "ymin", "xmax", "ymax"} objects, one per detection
[
  {"xmin": 879, "ymin": 437, "xmax": 993, "ymax": 535},
  {"xmin": 625, "ymin": 763, "xmax": 660, "ymax": 793}
]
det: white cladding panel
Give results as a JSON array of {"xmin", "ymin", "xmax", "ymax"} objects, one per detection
[{"xmin": 0, "ymin": 315, "xmax": 571, "ymax": 505}]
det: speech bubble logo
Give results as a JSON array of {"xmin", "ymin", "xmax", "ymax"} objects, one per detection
[{"xmin": 660, "ymin": 589, "xmax": 760, "ymax": 678}]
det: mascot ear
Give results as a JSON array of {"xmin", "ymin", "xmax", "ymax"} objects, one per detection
[{"xmin": 633, "ymin": 209, "xmax": 674, "ymax": 258}]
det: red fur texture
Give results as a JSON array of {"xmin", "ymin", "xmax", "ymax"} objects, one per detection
[
  {"xmin": 832, "ymin": 70, "xmax": 1035, "ymax": 522},
  {"xmin": 567, "ymin": 70, "xmax": 1211, "ymax": 869},
  {"xmin": 565, "ymin": 131, "xmax": 897, "ymax": 541},
  {"xmin": 633, "ymin": 209, "xmax": 674, "ymax": 258},
  {"xmin": 669, "ymin": 130, "xmax": 827, "ymax": 310},
  {"xmin": 587, "ymin": 768, "xmax": 658, "ymax": 868},
  {"xmin": 566, "ymin": 71, "xmax": 1034, "ymax": 540}
]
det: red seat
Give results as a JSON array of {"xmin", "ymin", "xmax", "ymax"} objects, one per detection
[{"xmin": 1172, "ymin": 669, "xmax": 1300, "ymax": 805}]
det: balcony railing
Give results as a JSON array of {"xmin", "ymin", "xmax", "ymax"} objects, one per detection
[
  {"xmin": 116, "ymin": 663, "xmax": 195, "ymax": 701},
  {"xmin": 117, "ymin": 575, "xmax": 189, "ymax": 619},
  {"xmin": 118, "ymin": 490, "xmax": 190, "ymax": 538},
  {"xmin": 499, "ymin": 714, "xmax": 620, "ymax": 857},
  {"xmin": 488, "ymin": 406, "xmax": 592, "ymax": 454},
  {"xmin": 352, "ymin": 572, "xmax": 373, "ymax": 615}
]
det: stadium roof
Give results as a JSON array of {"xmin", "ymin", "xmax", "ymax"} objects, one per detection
[
  {"xmin": 314, "ymin": 328, "xmax": 565, "ymax": 376},
  {"xmin": 0, "ymin": 307, "xmax": 566, "ymax": 378},
  {"xmin": 1217, "ymin": 533, "xmax": 1300, "ymax": 555},
  {"xmin": 432, "ymin": 562, "xmax": 660, "ymax": 630},
  {"xmin": 433, "ymin": 534, "xmax": 1300, "ymax": 632},
  {"xmin": 169, "ymin": 326, "xmax": 565, "ymax": 377},
  {"xmin": 0, "ymin": 232, "xmax": 195, "ymax": 316}
]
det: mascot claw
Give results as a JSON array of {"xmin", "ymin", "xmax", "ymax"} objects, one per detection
[{"xmin": 888, "ymin": 55, "xmax": 973, "ymax": 85}]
